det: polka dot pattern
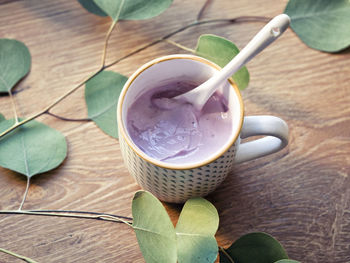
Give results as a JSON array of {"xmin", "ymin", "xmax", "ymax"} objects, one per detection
[{"xmin": 120, "ymin": 134, "xmax": 238, "ymax": 203}]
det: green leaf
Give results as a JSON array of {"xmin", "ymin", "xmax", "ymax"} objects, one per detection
[
  {"xmin": 0, "ymin": 114, "xmax": 5, "ymax": 122},
  {"xmin": 284, "ymin": 0, "xmax": 350, "ymax": 52},
  {"xmin": 195, "ymin": 34, "xmax": 250, "ymax": 91},
  {"xmin": 0, "ymin": 119, "xmax": 67, "ymax": 177},
  {"xmin": 132, "ymin": 191, "xmax": 220, "ymax": 263},
  {"xmin": 176, "ymin": 197, "xmax": 219, "ymax": 263},
  {"xmin": 85, "ymin": 70, "xmax": 127, "ymax": 138},
  {"xmin": 93, "ymin": 0, "xmax": 173, "ymax": 21},
  {"xmin": 132, "ymin": 191, "xmax": 177, "ymax": 263},
  {"xmin": 0, "ymin": 39, "xmax": 31, "ymax": 93},
  {"xmin": 219, "ymin": 232, "xmax": 288, "ymax": 263},
  {"xmin": 77, "ymin": 0, "xmax": 107, "ymax": 17},
  {"xmin": 275, "ymin": 260, "xmax": 300, "ymax": 263}
]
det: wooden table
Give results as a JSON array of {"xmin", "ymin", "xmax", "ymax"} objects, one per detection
[{"xmin": 0, "ymin": 0, "xmax": 349, "ymax": 262}]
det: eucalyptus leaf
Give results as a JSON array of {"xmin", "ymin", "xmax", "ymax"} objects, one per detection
[
  {"xmin": 0, "ymin": 39, "xmax": 31, "ymax": 93},
  {"xmin": 175, "ymin": 197, "xmax": 219, "ymax": 263},
  {"xmin": 93, "ymin": 0, "xmax": 173, "ymax": 21},
  {"xmin": 285, "ymin": 0, "xmax": 350, "ymax": 52},
  {"xmin": 132, "ymin": 191, "xmax": 220, "ymax": 263},
  {"xmin": 219, "ymin": 232, "xmax": 288, "ymax": 263},
  {"xmin": 275, "ymin": 260, "xmax": 300, "ymax": 263},
  {"xmin": 0, "ymin": 118, "xmax": 67, "ymax": 177},
  {"xmin": 77, "ymin": 0, "xmax": 107, "ymax": 16},
  {"xmin": 132, "ymin": 191, "xmax": 177, "ymax": 263},
  {"xmin": 195, "ymin": 34, "xmax": 250, "ymax": 90},
  {"xmin": 85, "ymin": 70, "xmax": 127, "ymax": 138}
]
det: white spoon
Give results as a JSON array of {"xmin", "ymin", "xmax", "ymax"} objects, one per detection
[{"xmin": 174, "ymin": 14, "xmax": 291, "ymax": 110}]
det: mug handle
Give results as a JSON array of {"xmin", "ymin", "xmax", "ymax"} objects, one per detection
[{"xmin": 235, "ymin": 116, "xmax": 289, "ymax": 163}]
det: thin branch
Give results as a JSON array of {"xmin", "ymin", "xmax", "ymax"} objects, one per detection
[
  {"xmin": 0, "ymin": 69, "xmax": 102, "ymax": 139},
  {"xmin": 160, "ymin": 16, "xmax": 271, "ymax": 40},
  {"xmin": 30, "ymin": 209, "xmax": 132, "ymax": 221},
  {"xmin": 0, "ymin": 19, "xmax": 121, "ymax": 138},
  {"xmin": 40, "ymin": 69, "xmax": 102, "ymax": 114},
  {"xmin": 196, "ymin": 0, "xmax": 213, "ymax": 21},
  {"xmin": 46, "ymin": 111, "xmax": 90, "ymax": 122},
  {"xmin": 18, "ymin": 177, "xmax": 30, "ymax": 210},
  {"xmin": 8, "ymin": 90, "xmax": 19, "ymax": 123},
  {"xmin": 0, "ymin": 248, "xmax": 38, "ymax": 263},
  {"xmin": 0, "ymin": 210, "xmax": 133, "ymax": 226},
  {"xmin": 104, "ymin": 38, "xmax": 163, "ymax": 69},
  {"xmin": 0, "ymin": 16, "xmax": 271, "ymax": 139},
  {"xmin": 101, "ymin": 20, "xmax": 117, "ymax": 68},
  {"xmin": 230, "ymin": 15, "xmax": 271, "ymax": 23},
  {"xmin": 219, "ymin": 246, "xmax": 235, "ymax": 263},
  {"xmin": 105, "ymin": 16, "xmax": 271, "ymax": 69}
]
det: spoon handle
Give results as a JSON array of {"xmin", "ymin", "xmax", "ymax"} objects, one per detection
[{"xmin": 178, "ymin": 14, "xmax": 291, "ymax": 110}]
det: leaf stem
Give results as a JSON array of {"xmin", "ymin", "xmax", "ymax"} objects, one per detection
[
  {"xmin": 101, "ymin": 20, "xmax": 117, "ymax": 68},
  {"xmin": 164, "ymin": 39, "xmax": 196, "ymax": 53},
  {"xmin": 219, "ymin": 246, "xmax": 235, "ymax": 263},
  {"xmin": 0, "ymin": 210, "xmax": 133, "ymax": 226},
  {"xmin": 8, "ymin": 90, "xmax": 19, "ymax": 124},
  {"xmin": 0, "ymin": 247, "xmax": 38, "ymax": 263},
  {"xmin": 18, "ymin": 177, "xmax": 30, "ymax": 210},
  {"xmin": 46, "ymin": 111, "xmax": 90, "ymax": 122}
]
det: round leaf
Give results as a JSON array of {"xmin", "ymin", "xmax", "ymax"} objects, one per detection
[
  {"xmin": 195, "ymin": 34, "xmax": 250, "ymax": 91},
  {"xmin": 132, "ymin": 192, "xmax": 220, "ymax": 263},
  {"xmin": 85, "ymin": 70, "xmax": 127, "ymax": 138},
  {"xmin": 0, "ymin": 119, "xmax": 67, "ymax": 177},
  {"xmin": 0, "ymin": 39, "xmax": 31, "ymax": 93},
  {"xmin": 132, "ymin": 191, "xmax": 177, "ymax": 263},
  {"xmin": 175, "ymin": 197, "xmax": 219, "ymax": 263},
  {"xmin": 284, "ymin": 0, "xmax": 350, "ymax": 52},
  {"xmin": 93, "ymin": 0, "xmax": 173, "ymax": 21},
  {"xmin": 77, "ymin": 0, "xmax": 107, "ymax": 17},
  {"xmin": 219, "ymin": 232, "xmax": 288, "ymax": 263}
]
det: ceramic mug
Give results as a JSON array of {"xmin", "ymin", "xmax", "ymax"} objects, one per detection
[{"xmin": 117, "ymin": 54, "xmax": 288, "ymax": 203}]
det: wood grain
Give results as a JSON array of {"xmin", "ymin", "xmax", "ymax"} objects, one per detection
[{"xmin": 0, "ymin": 0, "xmax": 349, "ymax": 262}]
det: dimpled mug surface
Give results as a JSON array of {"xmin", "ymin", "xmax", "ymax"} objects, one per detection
[{"xmin": 117, "ymin": 54, "xmax": 288, "ymax": 203}]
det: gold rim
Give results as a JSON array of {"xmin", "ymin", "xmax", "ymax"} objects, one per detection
[{"xmin": 117, "ymin": 54, "xmax": 244, "ymax": 170}]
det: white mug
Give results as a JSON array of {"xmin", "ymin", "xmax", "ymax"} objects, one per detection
[{"xmin": 117, "ymin": 54, "xmax": 288, "ymax": 203}]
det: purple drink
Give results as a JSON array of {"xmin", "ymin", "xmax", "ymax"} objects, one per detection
[{"xmin": 126, "ymin": 81, "xmax": 233, "ymax": 164}]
